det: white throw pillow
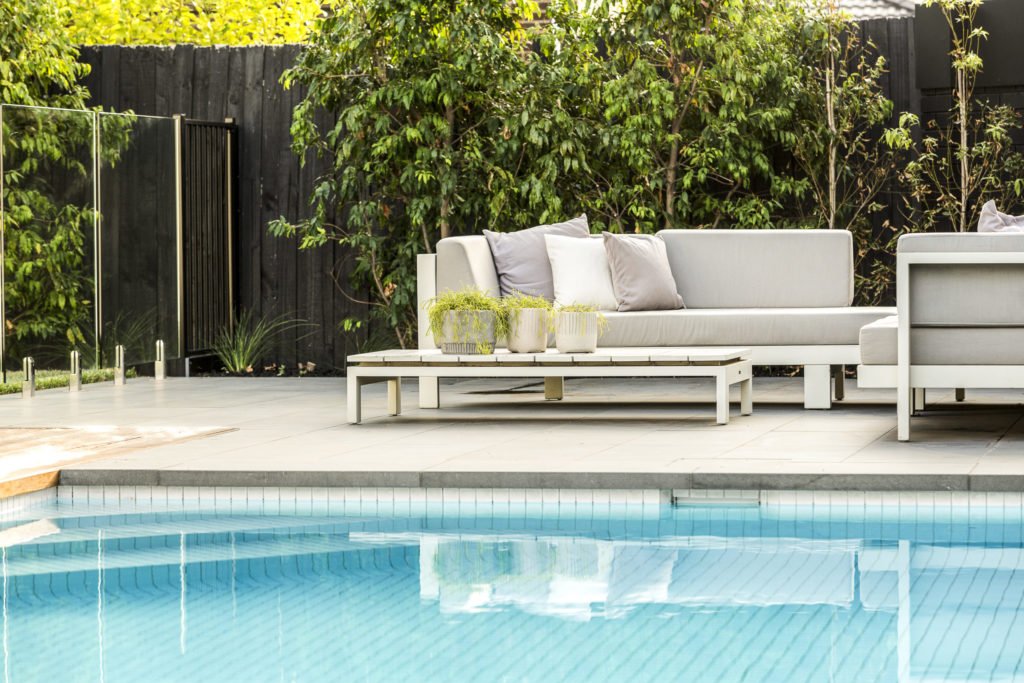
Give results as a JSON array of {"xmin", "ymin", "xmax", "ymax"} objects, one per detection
[{"xmin": 544, "ymin": 234, "xmax": 618, "ymax": 311}]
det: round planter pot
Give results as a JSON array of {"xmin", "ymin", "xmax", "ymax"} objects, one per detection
[
  {"xmin": 555, "ymin": 311, "xmax": 599, "ymax": 353},
  {"xmin": 506, "ymin": 308, "xmax": 550, "ymax": 353},
  {"xmin": 439, "ymin": 310, "xmax": 497, "ymax": 354}
]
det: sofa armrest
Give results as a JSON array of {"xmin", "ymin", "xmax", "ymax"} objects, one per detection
[
  {"xmin": 895, "ymin": 247, "xmax": 1024, "ymax": 439},
  {"xmin": 436, "ymin": 236, "xmax": 500, "ymax": 297}
]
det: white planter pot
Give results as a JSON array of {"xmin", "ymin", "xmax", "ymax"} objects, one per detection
[
  {"xmin": 439, "ymin": 310, "xmax": 497, "ymax": 354},
  {"xmin": 555, "ymin": 311, "xmax": 599, "ymax": 353},
  {"xmin": 506, "ymin": 308, "xmax": 549, "ymax": 353}
]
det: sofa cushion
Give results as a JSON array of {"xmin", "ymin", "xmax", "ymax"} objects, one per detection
[
  {"xmin": 602, "ymin": 233, "xmax": 683, "ymax": 311},
  {"xmin": 483, "ymin": 215, "xmax": 589, "ymax": 299},
  {"xmin": 657, "ymin": 229, "xmax": 853, "ymax": 308},
  {"xmin": 859, "ymin": 316, "xmax": 1024, "ymax": 365},
  {"xmin": 546, "ymin": 234, "xmax": 618, "ymax": 310},
  {"xmin": 601, "ymin": 307, "xmax": 894, "ymax": 347}
]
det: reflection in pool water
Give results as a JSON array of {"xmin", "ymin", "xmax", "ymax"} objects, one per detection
[{"xmin": 1, "ymin": 498, "xmax": 1023, "ymax": 682}]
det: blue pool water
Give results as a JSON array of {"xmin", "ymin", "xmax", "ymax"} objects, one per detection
[{"xmin": 4, "ymin": 495, "xmax": 1024, "ymax": 681}]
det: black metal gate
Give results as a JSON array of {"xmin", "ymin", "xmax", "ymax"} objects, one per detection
[{"xmin": 182, "ymin": 119, "xmax": 236, "ymax": 355}]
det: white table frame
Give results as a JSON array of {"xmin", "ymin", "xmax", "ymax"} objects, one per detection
[{"xmin": 346, "ymin": 347, "xmax": 753, "ymax": 425}]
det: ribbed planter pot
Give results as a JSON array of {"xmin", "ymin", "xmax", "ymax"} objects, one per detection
[
  {"xmin": 439, "ymin": 310, "xmax": 497, "ymax": 354},
  {"xmin": 555, "ymin": 311, "xmax": 599, "ymax": 353},
  {"xmin": 506, "ymin": 308, "xmax": 549, "ymax": 353}
]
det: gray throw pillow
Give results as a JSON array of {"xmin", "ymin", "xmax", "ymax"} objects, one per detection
[
  {"xmin": 602, "ymin": 232, "xmax": 684, "ymax": 311},
  {"xmin": 484, "ymin": 215, "xmax": 589, "ymax": 299}
]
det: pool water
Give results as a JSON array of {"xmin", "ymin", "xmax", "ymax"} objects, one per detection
[{"xmin": 4, "ymin": 493, "xmax": 1024, "ymax": 682}]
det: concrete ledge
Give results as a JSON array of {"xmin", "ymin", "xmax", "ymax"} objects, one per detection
[{"xmin": 59, "ymin": 468, "xmax": 1018, "ymax": 492}]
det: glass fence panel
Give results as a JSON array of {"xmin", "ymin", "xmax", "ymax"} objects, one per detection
[
  {"xmin": 1, "ymin": 105, "xmax": 98, "ymax": 378},
  {"xmin": 97, "ymin": 113, "xmax": 180, "ymax": 365}
]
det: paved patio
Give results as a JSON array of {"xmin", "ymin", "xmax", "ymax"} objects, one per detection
[{"xmin": 3, "ymin": 376, "xmax": 1024, "ymax": 490}]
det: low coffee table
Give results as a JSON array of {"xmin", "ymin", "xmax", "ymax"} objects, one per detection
[{"xmin": 345, "ymin": 347, "xmax": 753, "ymax": 425}]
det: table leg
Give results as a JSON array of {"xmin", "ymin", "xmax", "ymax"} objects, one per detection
[
  {"xmin": 740, "ymin": 378, "xmax": 753, "ymax": 416},
  {"xmin": 388, "ymin": 378, "xmax": 402, "ymax": 416},
  {"xmin": 347, "ymin": 373, "xmax": 362, "ymax": 424},
  {"xmin": 544, "ymin": 377, "xmax": 564, "ymax": 401},
  {"xmin": 419, "ymin": 376, "xmax": 440, "ymax": 409},
  {"xmin": 716, "ymin": 374, "xmax": 730, "ymax": 425}
]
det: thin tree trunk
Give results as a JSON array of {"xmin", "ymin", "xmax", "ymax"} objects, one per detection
[
  {"xmin": 440, "ymin": 104, "xmax": 455, "ymax": 239},
  {"xmin": 664, "ymin": 62, "xmax": 704, "ymax": 230},
  {"xmin": 826, "ymin": 46, "xmax": 837, "ymax": 229},
  {"xmin": 958, "ymin": 67, "xmax": 969, "ymax": 233}
]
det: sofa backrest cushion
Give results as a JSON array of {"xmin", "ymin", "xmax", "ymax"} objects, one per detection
[
  {"xmin": 899, "ymin": 233, "xmax": 1024, "ymax": 326},
  {"xmin": 483, "ymin": 215, "xmax": 590, "ymax": 299},
  {"xmin": 657, "ymin": 229, "xmax": 854, "ymax": 308},
  {"xmin": 436, "ymin": 236, "xmax": 500, "ymax": 297}
]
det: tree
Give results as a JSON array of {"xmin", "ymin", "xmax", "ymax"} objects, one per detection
[
  {"xmin": 897, "ymin": 0, "xmax": 1024, "ymax": 233},
  {"xmin": 790, "ymin": 1, "xmax": 907, "ymax": 302},
  {"xmin": 61, "ymin": 0, "xmax": 333, "ymax": 46},
  {"xmin": 271, "ymin": 0, "xmax": 544, "ymax": 346},
  {"xmin": 1, "ymin": 0, "xmax": 96, "ymax": 371}
]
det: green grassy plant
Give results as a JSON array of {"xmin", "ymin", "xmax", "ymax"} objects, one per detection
[
  {"xmin": 503, "ymin": 292, "xmax": 553, "ymax": 334},
  {"xmin": 427, "ymin": 289, "xmax": 506, "ymax": 353},
  {"xmin": 212, "ymin": 310, "xmax": 312, "ymax": 374}
]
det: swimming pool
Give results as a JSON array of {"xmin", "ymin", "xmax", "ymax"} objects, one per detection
[{"xmin": 4, "ymin": 487, "xmax": 1024, "ymax": 682}]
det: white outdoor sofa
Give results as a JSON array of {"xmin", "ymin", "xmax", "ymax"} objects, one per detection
[
  {"xmin": 418, "ymin": 229, "xmax": 894, "ymax": 410},
  {"xmin": 858, "ymin": 233, "xmax": 1024, "ymax": 441}
]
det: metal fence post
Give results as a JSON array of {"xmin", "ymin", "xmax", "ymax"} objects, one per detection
[
  {"xmin": 69, "ymin": 350, "xmax": 82, "ymax": 392},
  {"xmin": 114, "ymin": 344, "xmax": 126, "ymax": 386},
  {"xmin": 155, "ymin": 339, "xmax": 166, "ymax": 381},
  {"xmin": 21, "ymin": 357, "xmax": 34, "ymax": 398},
  {"xmin": 174, "ymin": 114, "xmax": 185, "ymax": 365}
]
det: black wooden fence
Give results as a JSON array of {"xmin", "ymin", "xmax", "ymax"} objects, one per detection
[
  {"xmin": 80, "ymin": 45, "xmax": 363, "ymax": 369},
  {"xmin": 75, "ymin": 3, "xmax": 1024, "ymax": 367}
]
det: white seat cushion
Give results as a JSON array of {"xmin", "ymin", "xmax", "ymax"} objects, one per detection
[
  {"xmin": 859, "ymin": 316, "xmax": 1024, "ymax": 365},
  {"xmin": 601, "ymin": 307, "xmax": 894, "ymax": 347}
]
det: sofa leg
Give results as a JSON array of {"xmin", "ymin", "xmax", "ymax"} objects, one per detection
[
  {"xmin": 912, "ymin": 388, "xmax": 925, "ymax": 414},
  {"xmin": 956, "ymin": 388, "xmax": 966, "ymax": 402},
  {"xmin": 833, "ymin": 365, "xmax": 845, "ymax": 402},
  {"xmin": 804, "ymin": 365, "xmax": 832, "ymax": 410},
  {"xmin": 419, "ymin": 376, "xmax": 440, "ymax": 409},
  {"xmin": 544, "ymin": 377, "xmax": 564, "ymax": 401}
]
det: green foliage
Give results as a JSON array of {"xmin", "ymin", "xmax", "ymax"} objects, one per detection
[
  {"xmin": 502, "ymin": 292, "xmax": 553, "ymax": 311},
  {"xmin": 426, "ymin": 289, "xmax": 506, "ymax": 347},
  {"xmin": 1, "ymin": 1, "xmax": 98, "ymax": 371},
  {"xmin": 61, "ymin": 0, "xmax": 334, "ymax": 46},
  {"xmin": 790, "ymin": 1, "xmax": 910, "ymax": 304},
  {"xmin": 557, "ymin": 303, "xmax": 599, "ymax": 313},
  {"xmin": 272, "ymin": 0, "xmax": 539, "ymax": 346},
  {"xmin": 279, "ymin": 0, "xmax": 907, "ymax": 334},
  {"xmin": 212, "ymin": 310, "xmax": 311, "ymax": 374},
  {"xmin": 896, "ymin": 0, "xmax": 1024, "ymax": 233}
]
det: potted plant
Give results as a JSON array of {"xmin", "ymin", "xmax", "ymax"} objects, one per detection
[
  {"xmin": 503, "ymin": 292, "xmax": 552, "ymax": 353},
  {"xmin": 427, "ymin": 288, "xmax": 505, "ymax": 354},
  {"xmin": 554, "ymin": 304, "xmax": 606, "ymax": 353}
]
